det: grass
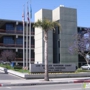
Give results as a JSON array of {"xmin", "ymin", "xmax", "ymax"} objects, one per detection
[
  {"xmin": 0, "ymin": 64, "xmax": 30, "ymax": 73},
  {"xmin": 0, "ymin": 64, "xmax": 11, "ymax": 69},
  {"xmin": 12, "ymin": 68, "xmax": 29, "ymax": 73},
  {"xmin": 1, "ymin": 63, "xmax": 90, "ymax": 74},
  {"xmin": 75, "ymin": 68, "xmax": 90, "ymax": 73}
]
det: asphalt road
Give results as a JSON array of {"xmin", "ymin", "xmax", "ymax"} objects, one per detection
[
  {"xmin": 0, "ymin": 70, "xmax": 23, "ymax": 80},
  {"xmin": 0, "ymin": 83, "xmax": 90, "ymax": 90}
]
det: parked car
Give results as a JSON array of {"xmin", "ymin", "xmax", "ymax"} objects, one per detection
[{"xmin": 81, "ymin": 64, "xmax": 90, "ymax": 70}]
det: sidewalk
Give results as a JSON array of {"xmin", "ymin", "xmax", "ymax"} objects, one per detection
[
  {"xmin": 1, "ymin": 77, "xmax": 90, "ymax": 87},
  {"xmin": 0, "ymin": 67, "xmax": 90, "ymax": 87}
]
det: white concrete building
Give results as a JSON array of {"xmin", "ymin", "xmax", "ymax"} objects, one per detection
[{"xmin": 35, "ymin": 5, "xmax": 78, "ymax": 67}]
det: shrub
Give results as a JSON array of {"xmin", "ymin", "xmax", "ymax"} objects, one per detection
[
  {"xmin": 14, "ymin": 65, "xmax": 22, "ymax": 69},
  {"xmin": 0, "ymin": 64, "xmax": 11, "ymax": 69},
  {"xmin": 4, "ymin": 65, "xmax": 11, "ymax": 69}
]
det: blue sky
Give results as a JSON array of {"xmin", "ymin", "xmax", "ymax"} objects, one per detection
[{"xmin": 0, "ymin": 0, "xmax": 90, "ymax": 27}]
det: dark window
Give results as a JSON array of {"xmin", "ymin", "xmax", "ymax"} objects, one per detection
[
  {"xmin": 6, "ymin": 24, "xmax": 14, "ymax": 31},
  {"xmin": 17, "ymin": 50, "xmax": 23, "ymax": 58},
  {"xmin": 31, "ymin": 37, "xmax": 34, "ymax": 45},
  {"xmin": 58, "ymin": 53, "xmax": 60, "ymax": 62},
  {"xmin": 58, "ymin": 29, "xmax": 60, "ymax": 34},
  {"xmin": 31, "ymin": 50, "xmax": 34, "ymax": 58},
  {"xmin": 16, "ymin": 37, "xmax": 23, "ymax": 44},
  {"xmin": 16, "ymin": 25, "xmax": 23, "ymax": 31},
  {"xmin": 3, "ymin": 36, "xmax": 14, "ymax": 44},
  {"xmin": 58, "ymin": 40, "xmax": 60, "ymax": 48},
  {"xmin": 31, "ymin": 27, "xmax": 34, "ymax": 32}
]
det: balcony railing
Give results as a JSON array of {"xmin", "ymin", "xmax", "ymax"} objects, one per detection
[
  {"xmin": 15, "ymin": 58, "xmax": 34, "ymax": 61},
  {"xmin": 0, "ymin": 43, "xmax": 34, "ymax": 48},
  {"xmin": 0, "ymin": 29, "xmax": 34, "ymax": 35}
]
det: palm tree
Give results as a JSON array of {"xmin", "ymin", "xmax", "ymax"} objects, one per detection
[{"xmin": 33, "ymin": 19, "xmax": 60, "ymax": 81}]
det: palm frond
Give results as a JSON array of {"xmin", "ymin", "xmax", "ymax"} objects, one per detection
[
  {"xmin": 33, "ymin": 20, "xmax": 42, "ymax": 28},
  {"xmin": 33, "ymin": 19, "xmax": 60, "ymax": 32}
]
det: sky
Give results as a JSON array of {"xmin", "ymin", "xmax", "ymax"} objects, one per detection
[{"xmin": 0, "ymin": 0, "xmax": 90, "ymax": 27}]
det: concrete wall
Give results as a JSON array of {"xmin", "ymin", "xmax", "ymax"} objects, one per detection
[
  {"xmin": 35, "ymin": 9, "xmax": 43, "ymax": 64},
  {"xmin": 60, "ymin": 7, "xmax": 78, "ymax": 66},
  {"xmin": 35, "ymin": 6, "xmax": 78, "ymax": 66},
  {"xmin": 35, "ymin": 9, "xmax": 53, "ymax": 64},
  {"xmin": 52, "ymin": 6, "xmax": 78, "ymax": 66}
]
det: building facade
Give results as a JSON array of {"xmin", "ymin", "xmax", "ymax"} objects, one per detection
[
  {"xmin": 0, "ymin": 5, "xmax": 89, "ymax": 67},
  {"xmin": 0, "ymin": 19, "xmax": 35, "ymax": 65},
  {"xmin": 35, "ymin": 5, "xmax": 88, "ymax": 67}
]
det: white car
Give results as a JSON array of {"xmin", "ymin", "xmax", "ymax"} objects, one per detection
[{"xmin": 81, "ymin": 64, "xmax": 90, "ymax": 70}]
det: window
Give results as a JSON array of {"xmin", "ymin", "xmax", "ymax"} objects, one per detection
[
  {"xmin": 58, "ymin": 53, "xmax": 60, "ymax": 62},
  {"xmin": 16, "ymin": 37, "xmax": 23, "ymax": 44},
  {"xmin": 31, "ymin": 50, "xmax": 34, "ymax": 58},
  {"xmin": 58, "ymin": 40, "xmax": 60, "ymax": 48},
  {"xmin": 17, "ymin": 50, "xmax": 23, "ymax": 58},
  {"xmin": 3, "ymin": 36, "xmax": 14, "ymax": 44},
  {"xmin": 58, "ymin": 29, "xmax": 60, "ymax": 34},
  {"xmin": 31, "ymin": 37, "xmax": 34, "ymax": 45},
  {"xmin": 16, "ymin": 25, "xmax": 23, "ymax": 31},
  {"xmin": 6, "ymin": 24, "xmax": 14, "ymax": 30},
  {"xmin": 31, "ymin": 27, "xmax": 34, "ymax": 32}
]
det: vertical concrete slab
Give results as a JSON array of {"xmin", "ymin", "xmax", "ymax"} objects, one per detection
[{"xmin": 35, "ymin": 9, "xmax": 53, "ymax": 64}]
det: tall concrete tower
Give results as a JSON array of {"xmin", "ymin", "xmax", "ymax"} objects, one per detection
[
  {"xmin": 35, "ymin": 5, "xmax": 78, "ymax": 67},
  {"xmin": 52, "ymin": 5, "xmax": 78, "ymax": 66},
  {"xmin": 35, "ymin": 9, "xmax": 53, "ymax": 64}
]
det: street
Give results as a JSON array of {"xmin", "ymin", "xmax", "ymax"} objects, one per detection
[
  {"xmin": 1, "ymin": 70, "xmax": 90, "ymax": 90},
  {"xmin": 0, "ymin": 83, "xmax": 90, "ymax": 90}
]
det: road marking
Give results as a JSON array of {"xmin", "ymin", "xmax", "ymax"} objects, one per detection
[{"xmin": 6, "ymin": 87, "xmax": 12, "ymax": 89}]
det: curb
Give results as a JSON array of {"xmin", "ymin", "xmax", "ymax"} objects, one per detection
[
  {"xmin": 0, "ymin": 80, "xmax": 90, "ymax": 87},
  {"xmin": 74, "ymin": 80, "xmax": 90, "ymax": 83},
  {"xmin": 1, "ymin": 80, "xmax": 90, "ymax": 87},
  {"xmin": 0, "ymin": 81, "xmax": 73, "ymax": 87},
  {"xmin": 1, "ymin": 67, "xmax": 90, "ymax": 79}
]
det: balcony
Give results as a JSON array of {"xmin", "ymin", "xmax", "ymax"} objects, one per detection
[
  {"xmin": 15, "ymin": 58, "xmax": 34, "ymax": 61},
  {"xmin": 0, "ymin": 43, "xmax": 34, "ymax": 48},
  {"xmin": 0, "ymin": 29, "xmax": 34, "ymax": 35}
]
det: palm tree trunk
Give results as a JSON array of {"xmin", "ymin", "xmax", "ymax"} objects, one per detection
[{"xmin": 44, "ymin": 31, "xmax": 49, "ymax": 81}]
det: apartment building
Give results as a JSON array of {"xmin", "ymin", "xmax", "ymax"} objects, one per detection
[{"xmin": 0, "ymin": 19, "xmax": 35, "ymax": 65}]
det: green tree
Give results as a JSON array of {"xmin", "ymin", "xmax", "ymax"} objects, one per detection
[{"xmin": 33, "ymin": 19, "xmax": 60, "ymax": 81}]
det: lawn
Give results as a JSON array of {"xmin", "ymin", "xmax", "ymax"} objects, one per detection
[
  {"xmin": 75, "ymin": 68, "xmax": 90, "ymax": 73},
  {"xmin": 0, "ymin": 63, "xmax": 90, "ymax": 74},
  {"xmin": 0, "ymin": 64, "xmax": 30, "ymax": 73}
]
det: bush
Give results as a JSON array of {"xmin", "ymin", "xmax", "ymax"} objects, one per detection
[
  {"xmin": 4, "ymin": 65, "xmax": 11, "ymax": 69},
  {"xmin": 0, "ymin": 64, "xmax": 11, "ymax": 69},
  {"xmin": 14, "ymin": 65, "xmax": 22, "ymax": 69}
]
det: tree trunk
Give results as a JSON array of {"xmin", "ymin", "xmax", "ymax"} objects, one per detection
[{"xmin": 44, "ymin": 31, "xmax": 49, "ymax": 81}]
